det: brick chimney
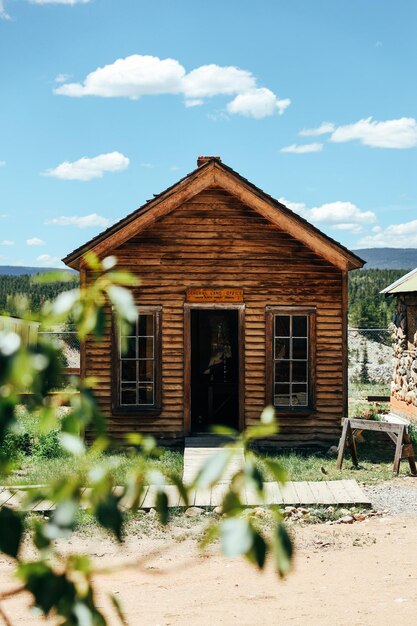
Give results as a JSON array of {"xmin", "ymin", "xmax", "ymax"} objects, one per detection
[{"xmin": 197, "ymin": 156, "xmax": 222, "ymax": 167}]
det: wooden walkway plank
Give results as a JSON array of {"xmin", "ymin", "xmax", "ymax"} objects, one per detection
[
  {"xmin": 263, "ymin": 481, "xmax": 282, "ymax": 505},
  {"xmin": 325, "ymin": 480, "xmax": 354, "ymax": 504},
  {"xmin": 210, "ymin": 483, "xmax": 229, "ymax": 507},
  {"xmin": 292, "ymin": 481, "xmax": 316, "ymax": 505},
  {"xmin": 194, "ymin": 487, "xmax": 212, "ymax": 507},
  {"xmin": 310, "ymin": 481, "xmax": 335, "ymax": 505},
  {"xmin": 279, "ymin": 481, "xmax": 299, "ymax": 505},
  {"xmin": 341, "ymin": 479, "xmax": 372, "ymax": 505}
]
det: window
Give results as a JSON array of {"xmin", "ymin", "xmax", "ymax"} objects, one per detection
[
  {"xmin": 113, "ymin": 307, "xmax": 161, "ymax": 412},
  {"xmin": 266, "ymin": 308, "xmax": 315, "ymax": 411}
]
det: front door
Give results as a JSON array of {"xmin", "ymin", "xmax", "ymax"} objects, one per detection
[{"xmin": 190, "ymin": 309, "xmax": 239, "ymax": 433}]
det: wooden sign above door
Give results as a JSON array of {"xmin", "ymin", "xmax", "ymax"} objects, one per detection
[{"xmin": 186, "ymin": 287, "xmax": 244, "ymax": 304}]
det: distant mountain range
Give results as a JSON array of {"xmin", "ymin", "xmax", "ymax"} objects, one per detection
[
  {"xmin": 0, "ymin": 265, "xmax": 76, "ymax": 276},
  {"xmin": 353, "ymin": 248, "xmax": 417, "ymax": 270},
  {"xmin": 0, "ymin": 248, "xmax": 416, "ymax": 275}
]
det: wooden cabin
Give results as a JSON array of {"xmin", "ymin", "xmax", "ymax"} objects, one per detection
[
  {"xmin": 63, "ymin": 157, "xmax": 364, "ymax": 447},
  {"xmin": 382, "ymin": 268, "xmax": 417, "ymax": 423}
]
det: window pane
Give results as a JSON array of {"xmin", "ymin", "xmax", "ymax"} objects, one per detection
[
  {"xmin": 121, "ymin": 384, "xmax": 137, "ymax": 405},
  {"xmin": 293, "ymin": 316, "xmax": 307, "ymax": 337},
  {"xmin": 275, "ymin": 384, "xmax": 290, "ymax": 406},
  {"xmin": 122, "ymin": 336, "xmax": 137, "ymax": 358},
  {"xmin": 138, "ymin": 314, "xmax": 154, "ymax": 336},
  {"xmin": 121, "ymin": 320, "xmax": 136, "ymax": 338},
  {"xmin": 275, "ymin": 360, "xmax": 290, "ymax": 383},
  {"xmin": 138, "ymin": 336, "xmax": 154, "ymax": 359},
  {"xmin": 275, "ymin": 338, "xmax": 290, "ymax": 359},
  {"xmin": 121, "ymin": 360, "xmax": 137, "ymax": 382},
  {"xmin": 292, "ymin": 360, "xmax": 307, "ymax": 382},
  {"xmin": 292, "ymin": 384, "xmax": 308, "ymax": 406},
  {"xmin": 138, "ymin": 359, "xmax": 154, "ymax": 382},
  {"xmin": 293, "ymin": 338, "xmax": 307, "ymax": 359},
  {"xmin": 138, "ymin": 384, "xmax": 154, "ymax": 405},
  {"xmin": 275, "ymin": 315, "xmax": 290, "ymax": 337}
]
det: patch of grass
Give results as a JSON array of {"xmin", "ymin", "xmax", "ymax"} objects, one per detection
[
  {"xmin": 0, "ymin": 449, "xmax": 184, "ymax": 486},
  {"xmin": 256, "ymin": 447, "xmax": 396, "ymax": 485}
]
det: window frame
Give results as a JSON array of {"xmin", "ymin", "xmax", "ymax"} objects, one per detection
[
  {"xmin": 265, "ymin": 306, "xmax": 316, "ymax": 414},
  {"xmin": 112, "ymin": 305, "xmax": 162, "ymax": 415}
]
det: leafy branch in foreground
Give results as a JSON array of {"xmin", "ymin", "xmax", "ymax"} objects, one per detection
[{"xmin": 0, "ymin": 254, "xmax": 292, "ymax": 625}]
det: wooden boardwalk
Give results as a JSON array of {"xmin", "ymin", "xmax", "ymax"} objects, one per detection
[{"xmin": 0, "ymin": 479, "xmax": 371, "ymax": 512}]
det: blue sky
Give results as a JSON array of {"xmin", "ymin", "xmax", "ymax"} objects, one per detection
[{"xmin": 1, "ymin": 0, "xmax": 417, "ymax": 267}]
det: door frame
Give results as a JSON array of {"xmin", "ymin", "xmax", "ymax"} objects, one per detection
[{"xmin": 184, "ymin": 303, "xmax": 245, "ymax": 435}]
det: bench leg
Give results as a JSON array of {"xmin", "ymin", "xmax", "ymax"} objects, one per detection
[
  {"xmin": 336, "ymin": 420, "xmax": 350, "ymax": 470},
  {"xmin": 392, "ymin": 425, "xmax": 405, "ymax": 475}
]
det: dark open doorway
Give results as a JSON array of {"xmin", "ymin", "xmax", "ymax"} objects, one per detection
[{"xmin": 190, "ymin": 309, "xmax": 239, "ymax": 433}]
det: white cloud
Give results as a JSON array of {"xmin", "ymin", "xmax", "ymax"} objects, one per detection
[
  {"xmin": 299, "ymin": 122, "xmax": 335, "ymax": 137},
  {"xmin": 27, "ymin": 237, "xmax": 46, "ymax": 246},
  {"xmin": 36, "ymin": 254, "xmax": 61, "ymax": 267},
  {"xmin": 1, "ymin": 240, "xmax": 14, "ymax": 246},
  {"xmin": 0, "ymin": 160, "xmax": 5, "ymax": 167},
  {"xmin": 42, "ymin": 151, "xmax": 129, "ymax": 181},
  {"xmin": 54, "ymin": 54, "xmax": 290, "ymax": 119},
  {"xmin": 227, "ymin": 88, "xmax": 290, "ymax": 119},
  {"xmin": 55, "ymin": 73, "xmax": 71, "ymax": 83},
  {"xmin": 0, "ymin": 214, "xmax": 7, "ymax": 218},
  {"xmin": 30, "ymin": 0, "xmax": 92, "ymax": 4},
  {"xmin": 279, "ymin": 198, "xmax": 377, "ymax": 233},
  {"xmin": 184, "ymin": 98, "xmax": 204, "ymax": 108},
  {"xmin": 55, "ymin": 55, "xmax": 185, "ymax": 99},
  {"xmin": 45, "ymin": 213, "xmax": 110, "ymax": 228},
  {"xmin": 182, "ymin": 64, "xmax": 255, "ymax": 99},
  {"xmin": 139, "ymin": 162, "xmax": 155, "ymax": 169},
  {"xmin": 280, "ymin": 143, "xmax": 323, "ymax": 154},
  {"xmin": 357, "ymin": 219, "xmax": 417, "ymax": 248},
  {"xmin": 0, "ymin": 1, "xmax": 10, "ymax": 19},
  {"xmin": 330, "ymin": 116, "xmax": 417, "ymax": 149}
]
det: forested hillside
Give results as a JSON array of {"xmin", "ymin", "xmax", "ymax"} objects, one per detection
[
  {"xmin": 0, "ymin": 268, "xmax": 410, "ymax": 330},
  {"xmin": 0, "ymin": 274, "xmax": 79, "ymax": 321},
  {"xmin": 348, "ymin": 268, "xmax": 408, "ymax": 328}
]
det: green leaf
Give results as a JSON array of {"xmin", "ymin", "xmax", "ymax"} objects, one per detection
[
  {"xmin": 18, "ymin": 562, "xmax": 76, "ymax": 614},
  {"xmin": 164, "ymin": 472, "xmax": 188, "ymax": 508},
  {"xmin": 155, "ymin": 490, "xmax": 169, "ymax": 525},
  {"xmin": 33, "ymin": 521, "xmax": 51, "ymax": 551},
  {"xmin": 209, "ymin": 425, "xmax": 238, "ymax": 437},
  {"xmin": 110, "ymin": 593, "xmax": 128, "ymax": 625},
  {"xmin": 244, "ymin": 422, "xmax": 278, "ymax": 441},
  {"xmin": 243, "ymin": 460, "xmax": 264, "ymax": 493},
  {"xmin": 0, "ymin": 506, "xmax": 23, "ymax": 558},
  {"xmin": 95, "ymin": 494, "xmax": 124, "ymax": 541},
  {"xmin": 200, "ymin": 522, "xmax": 219, "ymax": 549},
  {"xmin": 220, "ymin": 517, "xmax": 253, "ymax": 557},
  {"xmin": 273, "ymin": 523, "xmax": 293, "ymax": 577},
  {"xmin": 246, "ymin": 529, "xmax": 267, "ymax": 569},
  {"xmin": 260, "ymin": 405, "xmax": 275, "ymax": 424},
  {"xmin": 194, "ymin": 448, "xmax": 232, "ymax": 488},
  {"xmin": 221, "ymin": 490, "xmax": 242, "ymax": 515},
  {"xmin": 264, "ymin": 458, "xmax": 288, "ymax": 485},
  {"xmin": 107, "ymin": 285, "xmax": 137, "ymax": 323}
]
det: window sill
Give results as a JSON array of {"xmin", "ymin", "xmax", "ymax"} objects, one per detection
[
  {"xmin": 112, "ymin": 406, "xmax": 162, "ymax": 417},
  {"xmin": 274, "ymin": 407, "xmax": 315, "ymax": 416}
]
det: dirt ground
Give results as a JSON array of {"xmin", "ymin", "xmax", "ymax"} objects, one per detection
[{"xmin": 1, "ymin": 513, "xmax": 416, "ymax": 626}]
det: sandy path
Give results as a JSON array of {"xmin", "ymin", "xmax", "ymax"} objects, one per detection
[{"xmin": 0, "ymin": 515, "xmax": 416, "ymax": 625}]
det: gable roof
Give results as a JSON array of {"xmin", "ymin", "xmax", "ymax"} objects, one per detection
[
  {"xmin": 62, "ymin": 158, "xmax": 365, "ymax": 271},
  {"xmin": 381, "ymin": 267, "xmax": 417, "ymax": 295}
]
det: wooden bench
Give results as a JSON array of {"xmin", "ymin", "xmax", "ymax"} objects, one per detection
[{"xmin": 337, "ymin": 418, "xmax": 417, "ymax": 475}]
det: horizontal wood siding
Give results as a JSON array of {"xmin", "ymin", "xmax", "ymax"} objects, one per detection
[{"xmin": 85, "ymin": 188, "xmax": 345, "ymax": 446}]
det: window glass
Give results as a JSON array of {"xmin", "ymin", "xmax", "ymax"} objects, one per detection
[
  {"xmin": 273, "ymin": 314, "xmax": 309, "ymax": 408},
  {"xmin": 119, "ymin": 312, "xmax": 158, "ymax": 407}
]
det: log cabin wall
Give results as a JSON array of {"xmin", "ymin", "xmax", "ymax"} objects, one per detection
[{"xmin": 84, "ymin": 187, "xmax": 346, "ymax": 447}]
